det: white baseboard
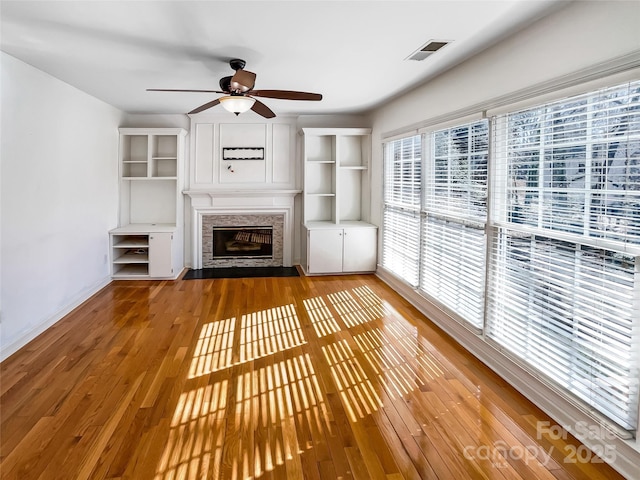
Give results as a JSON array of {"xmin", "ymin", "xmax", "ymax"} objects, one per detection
[
  {"xmin": 0, "ymin": 276, "xmax": 112, "ymax": 362},
  {"xmin": 376, "ymin": 267, "xmax": 640, "ymax": 480}
]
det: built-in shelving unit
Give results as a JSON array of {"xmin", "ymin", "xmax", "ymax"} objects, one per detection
[
  {"xmin": 110, "ymin": 128, "xmax": 186, "ymax": 279},
  {"xmin": 300, "ymin": 128, "xmax": 377, "ymax": 274}
]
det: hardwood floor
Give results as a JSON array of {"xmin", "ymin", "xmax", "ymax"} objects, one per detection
[{"xmin": 0, "ymin": 273, "xmax": 626, "ymax": 479}]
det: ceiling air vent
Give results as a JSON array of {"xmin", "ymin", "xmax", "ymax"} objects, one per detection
[{"xmin": 406, "ymin": 40, "xmax": 450, "ymax": 61}]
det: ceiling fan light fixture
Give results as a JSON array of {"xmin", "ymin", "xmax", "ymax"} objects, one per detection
[{"xmin": 219, "ymin": 95, "xmax": 256, "ymax": 115}]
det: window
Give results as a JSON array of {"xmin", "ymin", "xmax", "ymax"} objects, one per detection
[
  {"xmin": 421, "ymin": 121, "xmax": 489, "ymax": 328},
  {"xmin": 381, "ymin": 79, "xmax": 640, "ymax": 434},
  {"xmin": 488, "ymin": 81, "xmax": 640, "ymax": 432},
  {"xmin": 382, "ymin": 135, "xmax": 421, "ymax": 286}
]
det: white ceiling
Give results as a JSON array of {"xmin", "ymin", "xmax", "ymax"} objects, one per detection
[{"xmin": 0, "ymin": 0, "xmax": 566, "ymax": 117}]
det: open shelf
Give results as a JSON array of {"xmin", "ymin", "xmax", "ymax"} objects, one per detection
[
  {"xmin": 152, "ymin": 135, "xmax": 178, "ymax": 158},
  {"xmin": 304, "ymin": 196, "xmax": 336, "ymax": 223},
  {"xmin": 302, "ymin": 128, "xmax": 371, "ymax": 224},
  {"xmin": 337, "ymin": 135, "xmax": 368, "ymax": 167},
  {"xmin": 112, "ymin": 264, "xmax": 149, "ymax": 277},
  {"xmin": 121, "ymin": 135, "xmax": 148, "ymax": 162},
  {"xmin": 151, "ymin": 156, "xmax": 178, "ymax": 178},
  {"xmin": 305, "ymin": 135, "xmax": 336, "ymax": 162},
  {"xmin": 122, "ymin": 162, "xmax": 147, "ymax": 178},
  {"xmin": 113, "ymin": 252, "xmax": 149, "ymax": 264},
  {"xmin": 112, "ymin": 235, "xmax": 149, "ymax": 248}
]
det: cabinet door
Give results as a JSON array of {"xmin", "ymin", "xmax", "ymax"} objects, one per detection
[
  {"xmin": 342, "ymin": 228, "xmax": 377, "ymax": 272},
  {"xmin": 308, "ymin": 229, "xmax": 343, "ymax": 274},
  {"xmin": 149, "ymin": 232, "xmax": 173, "ymax": 277}
]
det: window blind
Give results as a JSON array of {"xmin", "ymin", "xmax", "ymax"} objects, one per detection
[
  {"xmin": 420, "ymin": 121, "xmax": 489, "ymax": 328},
  {"xmin": 421, "ymin": 217, "xmax": 486, "ymax": 327},
  {"xmin": 487, "ymin": 80, "xmax": 640, "ymax": 432},
  {"xmin": 382, "ymin": 135, "xmax": 422, "ymax": 286}
]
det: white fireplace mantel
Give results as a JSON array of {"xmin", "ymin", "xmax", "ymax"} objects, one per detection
[
  {"xmin": 184, "ymin": 189, "xmax": 301, "ymax": 268},
  {"xmin": 184, "ymin": 189, "xmax": 301, "ymax": 201}
]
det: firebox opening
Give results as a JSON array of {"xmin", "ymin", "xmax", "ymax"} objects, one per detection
[{"xmin": 212, "ymin": 226, "xmax": 273, "ymax": 259}]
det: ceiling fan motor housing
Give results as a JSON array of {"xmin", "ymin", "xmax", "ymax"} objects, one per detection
[{"xmin": 229, "ymin": 59, "xmax": 246, "ymax": 71}]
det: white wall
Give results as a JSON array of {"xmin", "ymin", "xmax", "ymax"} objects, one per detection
[
  {"xmin": 0, "ymin": 53, "xmax": 124, "ymax": 360},
  {"xmin": 296, "ymin": 114, "xmax": 370, "ymax": 130},
  {"xmin": 368, "ymin": 2, "xmax": 640, "ymax": 478},
  {"xmin": 120, "ymin": 113, "xmax": 190, "ymax": 130}
]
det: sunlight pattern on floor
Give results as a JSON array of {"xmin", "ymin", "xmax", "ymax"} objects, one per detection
[
  {"xmin": 158, "ymin": 351, "xmax": 329, "ymax": 480},
  {"xmin": 156, "ymin": 380, "xmax": 229, "ymax": 480},
  {"xmin": 322, "ymin": 338, "xmax": 383, "ymax": 422},
  {"xmin": 302, "ymin": 296, "xmax": 341, "ymax": 337},
  {"xmin": 384, "ymin": 321, "xmax": 445, "ymax": 380},
  {"xmin": 240, "ymin": 304, "xmax": 306, "ymax": 363},
  {"xmin": 354, "ymin": 327, "xmax": 427, "ymax": 399},
  {"xmin": 189, "ymin": 318, "xmax": 236, "ymax": 377},
  {"xmin": 326, "ymin": 290, "xmax": 378, "ymax": 327},
  {"xmin": 352, "ymin": 285, "xmax": 391, "ymax": 319}
]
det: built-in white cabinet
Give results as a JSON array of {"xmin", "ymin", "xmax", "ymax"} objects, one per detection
[
  {"xmin": 304, "ymin": 223, "xmax": 377, "ymax": 274},
  {"xmin": 148, "ymin": 231, "xmax": 174, "ymax": 278},
  {"xmin": 300, "ymin": 128, "xmax": 377, "ymax": 275},
  {"xmin": 305, "ymin": 228, "xmax": 343, "ymax": 274},
  {"xmin": 110, "ymin": 128, "xmax": 186, "ymax": 279}
]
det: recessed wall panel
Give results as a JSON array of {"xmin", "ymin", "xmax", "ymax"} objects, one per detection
[{"xmin": 194, "ymin": 123, "xmax": 215, "ymax": 185}]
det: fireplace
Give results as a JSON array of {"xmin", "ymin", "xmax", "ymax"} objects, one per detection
[
  {"xmin": 201, "ymin": 213, "xmax": 285, "ymax": 268},
  {"xmin": 185, "ymin": 189, "xmax": 300, "ymax": 269},
  {"xmin": 212, "ymin": 227, "xmax": 273, "ymax": 259}
]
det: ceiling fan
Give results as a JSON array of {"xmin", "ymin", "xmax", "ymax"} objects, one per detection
[{"xmin": 147, "ymin": 58, "xmax": 322, "ymax": 118}]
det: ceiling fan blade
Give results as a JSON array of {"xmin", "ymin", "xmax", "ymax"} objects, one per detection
[
  {"xmin": 230, "ymin": 70, "xmax": 256, "ymax": 93},
  {"xmin": 250, "ymin": 90, "xmax": 322, "ymax": 101},
  {"xmin": 251, "ymin": 99, "xmax": 276, "ymax": 119},
  {"xmin": 188, "ymin": 98, "xmax": 221, "ymax": 115},
  {"xmin": 147, "ymin": 88, "xmax": 226, "ymax": 93}
]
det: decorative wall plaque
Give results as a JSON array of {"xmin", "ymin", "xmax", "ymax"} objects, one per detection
[{"xmin": 222, "ymin": 147, "xmax": 265, "ymax": 160}]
